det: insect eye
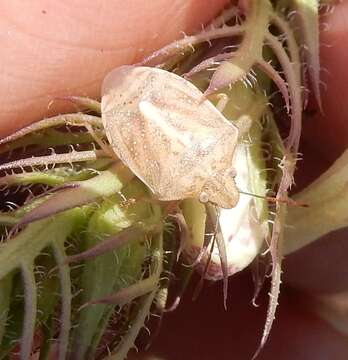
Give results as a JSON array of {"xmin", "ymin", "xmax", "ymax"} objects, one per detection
[
  {"xmin": 199, "ymin": 191, "xmax": 209, "ymax": 204},
  {"xmin": 229, "ymin": 168, "xmax": 237, "ymax": 178}
]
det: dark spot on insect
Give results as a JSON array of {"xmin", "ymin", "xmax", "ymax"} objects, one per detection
[{"xmin": 42, "ymin": 9, "xmax": 47, "ymax": 14}]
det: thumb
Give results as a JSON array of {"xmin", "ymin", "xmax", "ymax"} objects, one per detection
[{"xmin": 0, "ymin": 0, "xmax": 228, "ymax": 136}]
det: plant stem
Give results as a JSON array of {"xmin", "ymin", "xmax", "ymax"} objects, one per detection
[{"xmin": 285, "ymin": 148, "xmax": 348, "ymax": 254}]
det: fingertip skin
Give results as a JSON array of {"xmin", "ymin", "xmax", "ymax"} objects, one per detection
[{"xmin": 0, "ymin": 0, "xmax": 229, "ymax": 136}]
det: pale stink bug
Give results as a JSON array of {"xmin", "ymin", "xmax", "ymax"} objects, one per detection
[{"xmin": 101, "ymin": 65, "xmax": 240, "ymax": 209}]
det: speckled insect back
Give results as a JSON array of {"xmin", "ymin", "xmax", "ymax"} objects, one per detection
[{"xmin": 101, "ymin": 65, "xmax": 240, "ymax": 209}]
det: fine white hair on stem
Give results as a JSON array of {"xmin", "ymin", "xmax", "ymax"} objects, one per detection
[
  {"xmin": 140, "ymin": 25, "xmax": 245, "ymax": 67},
  {"xmin": 183, "ymin": 52, "xmax": 234, "ymax": 78},
  {"xmin": 256, "ymin": 60, "xmax": 290, "ymax": 113},
  {"xmin": 52, "ymin": 243, "xmax": 72, "ymax": 360},
  {"xmin": 0, "ymin": 114, "xmax": 102, "ymax": 146},
  {"xmin": 253, "ymin": 153, "xmax": 295, "ymax": 359},
  {"xmin": 209, "ymin": 6, "xmax": 242, "ymax": 29},
  {"xmin": 20, "ymin": 263, "xmax": 37, "ymax": 360},
  {"xmin": 265, "ymin": 33, "xmax": 302, "ymax": 153},
  {"xmin": 0, "ymin": 150, "xmax": 102, "ymax": 172}
]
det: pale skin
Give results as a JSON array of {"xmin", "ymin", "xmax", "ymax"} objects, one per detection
[{"xmin": 0, "ymin": 1, "xmax": 348, "ymax": 359}]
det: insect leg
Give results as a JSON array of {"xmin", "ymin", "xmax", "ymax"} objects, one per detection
[{"xmin": 216, "ymin": 93, "xmax": 229, "ymax": 113}]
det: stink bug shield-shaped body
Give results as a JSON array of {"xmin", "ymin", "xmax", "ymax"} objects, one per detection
[{"xmin": 101, "ymin": 65, "xmax": 239, "ymax": 208}]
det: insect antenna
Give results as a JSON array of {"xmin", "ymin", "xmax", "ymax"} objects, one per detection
[{"xmin": 238, "ymin": 190, "xmax": 308, "ymax": 208}]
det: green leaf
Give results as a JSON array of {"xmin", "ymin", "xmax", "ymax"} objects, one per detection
[
  {"xmin": 69, "ymin": 180, "xmax": 161, "ymax": 360},
  {"xmin": 0, "ymin": 274, "xmax": 13, "ymax": 346}
]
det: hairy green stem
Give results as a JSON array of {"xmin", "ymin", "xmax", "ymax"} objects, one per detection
[
  {"xmin": 52, "ymin": 242, "xmax": 72, "ymax": 360},
  {"xmin": 20, "ymin": 263, "xmax": 37, "ymax": 360}
]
